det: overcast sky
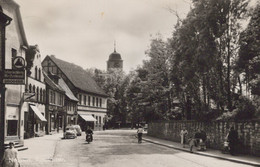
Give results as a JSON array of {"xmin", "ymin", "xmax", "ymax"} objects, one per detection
[{"xmin": 15, "ymin": 0, "xmax": 191, "ymax": 73}]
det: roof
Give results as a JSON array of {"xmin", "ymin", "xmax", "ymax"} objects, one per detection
[
  {"xmin": 47, "ymin": 55, "xmax": 107, "ymax": 97},
  {"xmin": 43, "ymin": 71, "xmax": 65, "ymax": 93},
  {"xmin": 58, "ymin": 78, "xmax": 78, "ymax": 102},
  {"xmin": 4, "ymin": 0, "xmax": 29, "ymax": 47},
  {"xmin": 109, "ymin": 51, "xmax": 122, "ymax": 60}
]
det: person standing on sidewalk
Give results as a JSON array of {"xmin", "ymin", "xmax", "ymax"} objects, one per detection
[
  {"xmin": 137, "ymin": 126, "xmax": 144, "ymax": 143},
  {"xmin": 227, "ymin": 126, "xmax": 238, "ymax": 155},
  {"xmin": 180, "ymin": 127, "xmax": 188, "ymax": 148},
  {"xmin": 1, "ymin": 142, "xmax": 20, "ymax": 167}
]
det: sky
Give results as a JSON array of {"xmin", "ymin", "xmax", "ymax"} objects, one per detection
[{"xmin": 15, "ymin": 0, "xmax": 191, "ymax": 73}]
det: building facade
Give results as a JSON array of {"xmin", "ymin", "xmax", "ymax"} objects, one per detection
[
  {"xmin": 58, "ymin": 77, "xmax": 78, "ymax": 127},
  {"xmin": 43, "ymin": 72, "xmax": 66, "ymax": 134},
  {"xmin": 0, "ymin": 0, "xmax": 28, "ymax": 145},
  {"xmin": 24, "ymin": 45, "xmax": 47, "ymax": 138},
  {"xmin": 42, "ymin": 55, "xmax": 108, "ymax": 131}
]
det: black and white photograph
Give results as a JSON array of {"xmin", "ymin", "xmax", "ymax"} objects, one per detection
[{"xmin": 0, "ymin": 0, "xmax": 259, "ymax": 166}]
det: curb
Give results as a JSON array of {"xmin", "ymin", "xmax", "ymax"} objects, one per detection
[{"xmin": 142, "ymin": 137, "xmax": 260, "ymax": 167}]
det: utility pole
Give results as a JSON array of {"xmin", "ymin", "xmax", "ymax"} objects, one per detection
[{"xmin": 0, "ymin": 9, "xmax": 12, "ymax": 160}]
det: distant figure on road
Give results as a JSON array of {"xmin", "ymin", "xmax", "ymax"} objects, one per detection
[
  {"xmin": 227, "ymin": 126, "xmax": 238, "ymax": 155},
  {"xmin": 86, "ymin": 126, "xmax": 93, "ymax": 142},
  {"xmin": 137, "ymin": 126, "xmax": 144, "ymax": 143},
  {"xmin": 180, "ymin": 127, "xmax": 188, "ymax": 148},
  {"xmin": 1, "ymin": 142, "xmax": 19, "ymax": 167}
]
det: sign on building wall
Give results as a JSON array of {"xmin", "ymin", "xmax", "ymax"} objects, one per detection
[{"xmin": 2, "ymin": 69, "xmax": 25, "ymax": 84}]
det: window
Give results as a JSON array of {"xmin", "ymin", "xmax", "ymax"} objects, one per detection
[
  {"xmin": 96, "ymin": 97, "xmax": 98, "ymax": 106},
  {"xmin": 43, "ymin": 90, "xmax": 46, "ymax": 103},
  {"xmin": 12, "ymin": 48, "xmax": 17, "ymax": 58},
  {"xmin": 53, "ymin": 92, "xmax": 56, "ymax": 104},
  {"xmin": 50, "ymin": 91, "xmax": 53, "ymax": 103},
  {"xmin": 88, "ymin": 96, "xmax": 90, "ymax": 106},
  {"xmin": 11, "ymin": 48, "xmax": 17, "ymax": 69},
  {"xmin": 29, "ymin": 84, "xmax": 32, "ymax": 93},
  {"xmin": 92, "ymin": 97, "xmax": 95, "ymax": 106},
  {"xmin": 99, "ymin": 116, "xmax": 101, "ymax": 124},
  {"xmin": 84, "ymin": 95, "xmax": 86, "ymax": 105},
  {"xmin": 35, "ymin": 66, "xmax": 38, "ymax": 79},
  {"xmin": 40, "ymin": 88, "xmax": 43, "ymax": 103},
  {"xmin": 36, "ymin": 87, "xmax": 39, "ymax": 102},
  {"xmin": 100, "ymin": 98, "xmax": 102, "ymax": 107},
  {"xmin": 33, "ymin": 85, "xmax": 35, "ymax": 93},
  {"xmin": 39, "ymin": 69, "xmax": 41, "ymax": 81},
  {"xmin": 79, "ymin": 94, "xmax": 82, "ymax": 104}
]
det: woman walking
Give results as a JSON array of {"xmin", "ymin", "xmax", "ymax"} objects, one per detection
[{"xmin": 1, "ymin": 142, "xmax": 19, "ymax": 167}]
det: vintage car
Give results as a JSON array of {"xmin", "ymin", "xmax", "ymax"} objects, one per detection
[
  {"xmin": 64, "ymin": 126, "xmax": 77, "ymax": 139},
  {"xmin": 72, "ymin": 125, "xmax": 82, "ymax": 136}
]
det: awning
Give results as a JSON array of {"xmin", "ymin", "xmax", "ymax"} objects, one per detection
[
  {"xmin": 79, "ymin": 114, "xmax": 96, "ymax": 122},
  {"xmin": 30, "ymin": 105, "xmax": 47, "ymax": 122}
]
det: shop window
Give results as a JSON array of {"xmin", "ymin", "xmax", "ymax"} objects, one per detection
[{"xmin": 7, "ymin": 120, "xmax": 18, "ymax": 136}]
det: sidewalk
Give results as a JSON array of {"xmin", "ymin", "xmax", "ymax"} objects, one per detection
[
  {"xmin": 143, "ymin": 134, "xmax": 260, "ymax": 166},
  {"xmin": 18, "ymin": 133, "xmax": 63, "ymax": 163}
]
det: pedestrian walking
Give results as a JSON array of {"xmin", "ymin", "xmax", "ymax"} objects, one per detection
[
  {"xmin": 227, "ymin": 126, "xmax": 238, "ymax": 155},
  {"xmin": 180, "ymin": 127, "xmax": 188, "ymax": 148},
  {"xmin": 1, "ymin": 142, "xmax": 20, "ymax": 167},
  {"xmin": 189, "ymin": 129, "xmax": 201, "ymax": 153}
]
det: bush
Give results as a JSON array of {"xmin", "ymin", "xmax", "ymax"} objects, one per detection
[{"xmin": 217, "ymin": 96, "xmax": 256, "ymax": 121}]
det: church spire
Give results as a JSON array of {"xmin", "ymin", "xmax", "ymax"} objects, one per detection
[{"xmin": 114, "ymin": 40, "xmax": 116, "ymax": 52}]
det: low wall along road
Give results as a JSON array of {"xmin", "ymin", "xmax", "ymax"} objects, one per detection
[{"xmin": 148, "ymin": 120, "xmax": 260, "ymax": 156}]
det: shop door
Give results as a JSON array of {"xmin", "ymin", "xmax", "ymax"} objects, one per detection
[{"xmin": 7, "ymin": 120, "xmax": 18, "ymax": 136}]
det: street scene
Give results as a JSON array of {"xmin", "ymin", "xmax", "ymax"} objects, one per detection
[
  {"xmin": 0, "ymin": 0, "xmax": 260, "ymax": 167},
  {"xmin": 18, "ymin": 130, "xmax": 259, "ymax": 167}
]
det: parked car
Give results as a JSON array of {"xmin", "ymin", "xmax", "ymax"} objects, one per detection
[
  {"xmin": 72, "ymin": 125, "xmax": 82, "ymax": 136},
  {"xmin": 144, "ymin": 124, "xmax": 148, "ymax": 131},
  {"xmin": 64, "ymin": 126, "xmax": 77, "ymax": 139}
]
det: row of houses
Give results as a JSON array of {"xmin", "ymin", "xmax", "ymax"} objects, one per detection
[{"xmin": 0, "ymin": 0, "xmax": 108, "ymax": 147}]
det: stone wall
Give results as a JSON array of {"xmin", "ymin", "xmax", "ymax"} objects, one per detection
[{"xmin": 148, "ymin": 120, "xmax": 260, "ymax": 156}]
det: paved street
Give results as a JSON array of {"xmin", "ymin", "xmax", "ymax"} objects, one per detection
[{"xmin": 19, "ymin": 130, "xmax": 255, "ymax": 167}]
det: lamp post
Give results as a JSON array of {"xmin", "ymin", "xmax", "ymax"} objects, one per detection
[{"xmin": 0, "ymin": 9, "xmax": 12, "ymax": 160}]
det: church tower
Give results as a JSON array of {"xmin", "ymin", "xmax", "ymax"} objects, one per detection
[{"xmin": 107, "ymin": 42, "xmax": 123, "ymax": 71}]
